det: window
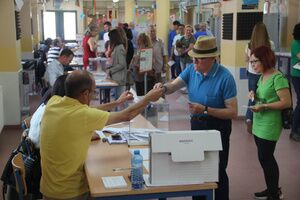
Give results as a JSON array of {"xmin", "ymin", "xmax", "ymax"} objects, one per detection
[
  {"xmin": 63, "ymin": 12, "xmax": 76, "ymax": 40},
  {"xmin": 42, "ymin": 11, "xmax": 77, "ymax": 41},
  {"xmin": 43, "ymin": 11, "xmax": 56, "ymax": 39}
]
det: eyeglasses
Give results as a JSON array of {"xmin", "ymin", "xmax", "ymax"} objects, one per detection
[{"xmin": 249, "ymin": 59, "xmax": 260, "ymax": 65}]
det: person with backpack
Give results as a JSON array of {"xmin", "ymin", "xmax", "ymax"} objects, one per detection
[{"xmin": 248, "ymin": 46, "xmax": 291, "ymax": 200}]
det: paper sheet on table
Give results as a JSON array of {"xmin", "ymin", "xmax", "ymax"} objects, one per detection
[
  {"xmin": 102, "ymin": 176, "xmax": 128, "ymax": 189},
  {"xmin": 95, "ymin": 130, "xmax": 106, "ymax": 139},
  {"xmin": 129, "ymin": 148, "xmax": 150, "ymax": 160}
]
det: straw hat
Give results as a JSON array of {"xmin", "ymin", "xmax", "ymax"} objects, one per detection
[{"xmin": 188, "ymin": 36, "xmax": 219, "ymax": 58}]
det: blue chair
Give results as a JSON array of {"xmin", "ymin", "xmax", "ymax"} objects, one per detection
[{"xmin": 12, "ymin": 153, "xmax": 27, "ymax": 200}]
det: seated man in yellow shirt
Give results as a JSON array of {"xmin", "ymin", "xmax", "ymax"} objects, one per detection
[{"xmin": 40, "ymin": 70, "xmax": 163, "ymax": 200}]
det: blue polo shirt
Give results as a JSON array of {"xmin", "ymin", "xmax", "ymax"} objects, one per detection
[{"xmin": 179, "ymin": 63, "xmax": 237, "ymax": 116}]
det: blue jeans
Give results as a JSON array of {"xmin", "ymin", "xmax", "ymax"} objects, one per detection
[
  {"xmin": 292, "ymin": 77, "xmax": 300, "ymax": 135},
  {"xmin": 246, "ymin": 72, "xmax": 261, "ymax": 121},
  {"xmin": 190, "ymin": 117, "xmax": 231, "ymax": 200}
]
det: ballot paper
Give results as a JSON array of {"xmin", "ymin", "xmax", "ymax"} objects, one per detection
[{"xmin": 102, "ymin": 176, "xmax": 128, "ymax": 189}]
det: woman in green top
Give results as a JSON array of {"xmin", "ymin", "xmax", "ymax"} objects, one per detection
[
  {"xmin": 248, "ymin": 46, "xmax": 291, "ymax": 200},
  {"xmin": 290, "ymin": 23, "xmax": 300, "ymax": 141}
]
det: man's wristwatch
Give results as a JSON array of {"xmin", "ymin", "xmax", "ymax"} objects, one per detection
[{"xmin": 203, "ymin": 106, "xmax": 208, "ymax": 115}]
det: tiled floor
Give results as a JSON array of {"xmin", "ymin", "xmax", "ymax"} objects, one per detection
[{"xmin": 0, "ymin": 91, "xmax": 300, "ymax": 200}]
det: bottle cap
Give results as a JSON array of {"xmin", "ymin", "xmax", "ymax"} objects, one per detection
[{"xmin": 134, "ymin": 150, "xmax": 140, "ymax": 155}]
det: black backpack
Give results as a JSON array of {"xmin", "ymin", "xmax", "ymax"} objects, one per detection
[{"xmin": 1, "ymin": 137, "xmax": 42, "ymax": 199}]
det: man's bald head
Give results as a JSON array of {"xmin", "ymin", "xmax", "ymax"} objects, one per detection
[{"xmin": 65, "ymin": 70, "xmax": 94, "ymax": 99}]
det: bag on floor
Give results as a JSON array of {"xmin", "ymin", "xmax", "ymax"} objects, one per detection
[{"xmin": 1, "ymin": 137, "xmax": 42, "ymax": 200}]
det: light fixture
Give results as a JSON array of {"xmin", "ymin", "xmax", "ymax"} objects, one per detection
[{"xmin": 112, "ymin": 0, "xmax": 119, "ymax": 2}]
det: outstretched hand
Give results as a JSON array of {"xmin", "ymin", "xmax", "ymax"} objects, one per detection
[
  {"xmin": 117, "ymin": 91, "xmax": 134, "ymax": 105},
  {"xmin": 153, "ymin": 82, "xmax": 163, "ymax": 89},
  {"xmin": 144, "ymin": 87, "xmax": 164, "ymax": 102}
]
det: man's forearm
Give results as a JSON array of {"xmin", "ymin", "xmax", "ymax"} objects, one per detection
[
  {"xmin": 207, "ymin": 107, "xmax": 237, "ymax": 120},
  {"xmin": 95, "ymin": 101, "xmax": 120, "ymax": 111}
]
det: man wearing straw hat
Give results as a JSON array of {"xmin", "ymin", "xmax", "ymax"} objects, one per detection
[{"xmin": 154, "ymin": 36, "xmax": 237, "ymax": 200}]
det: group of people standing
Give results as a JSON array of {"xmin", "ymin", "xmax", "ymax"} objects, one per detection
[
  {"xmin": 82, "ymin": 22, "xmax": 167, "ymax": 97},
  {"xmin": 25, "ymin": 18, "xmax": 300, "ymax": 200}
]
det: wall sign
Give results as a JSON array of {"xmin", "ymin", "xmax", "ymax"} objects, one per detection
[{"xmin": 242, "ymin": 0, "xmax": 259, "ymax": 9}]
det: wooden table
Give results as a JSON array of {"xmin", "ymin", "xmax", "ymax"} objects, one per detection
[{"xmin": 85, "ymin": 115, "xmax": 217, "ymax": 200}]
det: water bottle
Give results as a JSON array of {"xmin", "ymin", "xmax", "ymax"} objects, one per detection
[{"xmin": 131, "ymin": 150, "xmax": 144, "ymax": 190}]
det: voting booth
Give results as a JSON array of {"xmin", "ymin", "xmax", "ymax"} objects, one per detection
[{"xmin": 147, "ymin": 130, "xmax": 222, "ymax": 186}]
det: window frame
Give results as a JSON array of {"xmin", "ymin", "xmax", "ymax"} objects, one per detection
[{"xmin": 41, "ymin": 10, "xmax": 78, "ymax": 42}]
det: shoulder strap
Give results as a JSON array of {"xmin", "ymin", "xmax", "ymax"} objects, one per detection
[{"xmin": 273, "ymin": 72, "xmax": 293, "ymax": 106}]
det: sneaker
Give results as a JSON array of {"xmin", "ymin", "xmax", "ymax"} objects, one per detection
[
  {"xmin": 254, "ymin": 188, "xmax": 284, "ymax": 200},
  {"xmin": 246, "ymin": 119, "xmax": 252, "ymax": 134}
]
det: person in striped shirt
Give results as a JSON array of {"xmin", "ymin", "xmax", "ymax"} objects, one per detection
[{"xmin": 47, "ymin": 38, "xmax": 63, "ymax": 64}]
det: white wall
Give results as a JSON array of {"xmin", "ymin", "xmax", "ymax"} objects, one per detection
[
  {"xmin": 226, "ymin": 65, "xmax": 248, "ymax": 117},
  {"xmin": 0, "ymin": 71, "xmax": 21, "ymax": 125},
  {"xmin": 0, "ymin": 85, "xmax": 4, "ymax": 133}
]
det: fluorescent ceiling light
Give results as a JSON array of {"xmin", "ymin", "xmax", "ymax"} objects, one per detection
[{"xmin": 112, "ymin": 0, "xmax": 119, "ymax": 2}]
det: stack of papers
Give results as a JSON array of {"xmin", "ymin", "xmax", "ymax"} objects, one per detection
[{"xmin": 102, "ymin": 176, "xmax": 128, "ymax": 189}]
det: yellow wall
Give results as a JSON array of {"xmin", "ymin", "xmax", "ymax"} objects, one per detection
[
  {"xmin": 220, "ymin": 0, "xmax": 263, "ymax": 67},
  {"xmin": 124, "ymin": 0, "xmax": 135, "ymax": 23},
  {"xmin": 21, "ymin": 0, "xmax": 33, "ymax": 52},
  {"xmin": 0, "ymin": 0, "xmax": 21, "ymax": 72},
  {"xmin": 156, "ymin": 0, "xmax": 170, "ymax": 50}
]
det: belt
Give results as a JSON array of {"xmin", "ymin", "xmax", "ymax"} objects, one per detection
[{"xmin": 191, "ymin": 115, "xmax": 214, "ymax": 121}]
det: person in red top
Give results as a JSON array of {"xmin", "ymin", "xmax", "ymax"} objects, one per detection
[{"xmin": 83, "ymin": 23, "xmax": 98, "ymax": 70}]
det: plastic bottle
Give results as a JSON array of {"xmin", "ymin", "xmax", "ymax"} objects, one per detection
[{"xmin": 131, "ymin": 150, "xmax": 144, "ymax": 190}]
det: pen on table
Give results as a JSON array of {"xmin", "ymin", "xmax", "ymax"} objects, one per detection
[{"xmin": 113, "ymin": 167, "xmax": 132, "ymax": 172}]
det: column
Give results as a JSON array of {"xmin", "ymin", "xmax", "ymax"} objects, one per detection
[
  {"xmin": 221, "ymin": 0, "xmax": 263, "ymax": 116},
  {"xmin": 31, "ymin": 0, "xmax": 40, "ymax": 49},
  {"xmin": 124, "ymin": 0, "xmax": 134, "ymax": 23},
  {"xmin": 0, "ymin": 0, "xmax": 22, "ymax": 125},
  {"xmin": 155, "ymin": 0, "xmax": 170, "ymax": 79},
  {"xmin": 20, "ymin": 0, "xmax": 33, "ymax": 59}
]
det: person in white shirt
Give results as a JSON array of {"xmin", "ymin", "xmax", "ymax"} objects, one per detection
[
  {"xmin": 45, "ymin": 49, "xmax": 74, "ymax": 87},
  {"xmin": 103, "ymin": 21, "xmax": 112, "ymax": 44}
]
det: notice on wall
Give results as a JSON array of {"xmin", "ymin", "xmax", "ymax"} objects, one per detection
[
  {"xmin": 242, "ymin": 0, "xmax": 259, "ymax": 9},
  {"xmin": 139, "ymin": 48, "xmax": 153, "ymax": 73}
]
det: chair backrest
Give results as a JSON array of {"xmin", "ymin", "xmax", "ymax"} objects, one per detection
[{"xmin": 12, "ymin": 153, "xmax": 27, "ymax": 199}]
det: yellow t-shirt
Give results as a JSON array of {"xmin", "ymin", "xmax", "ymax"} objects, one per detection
[{"xmin": 40, "ymin": 95, "xmax": 109, "ymax": 198}]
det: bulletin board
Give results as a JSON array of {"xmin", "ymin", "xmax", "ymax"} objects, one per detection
[{"xmin": 139, "ymin": 48, "xmax": 153, "ymax": 73}]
